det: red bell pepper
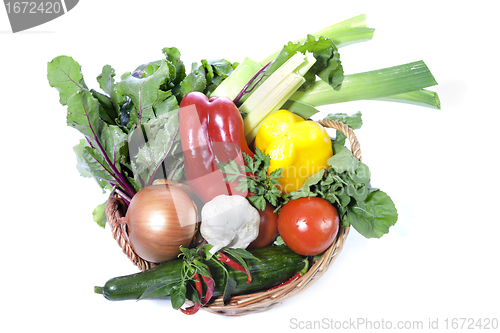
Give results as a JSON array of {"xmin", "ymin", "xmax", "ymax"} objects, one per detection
[{"xmin": 179, "ymin": 92, "xmax": 254, "ymax": 203}]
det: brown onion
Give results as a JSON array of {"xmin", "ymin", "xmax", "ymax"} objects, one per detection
[{"xmin": 121, "ymin": 182, "xmax": 198, "ymax": 263}]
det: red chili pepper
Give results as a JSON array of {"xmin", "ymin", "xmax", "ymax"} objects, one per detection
[
  {"xmin": 217, "ymin": 252, "xmax": 252, "ymax": 283},
  {"xmin": 180, "ymin": 302, "xmax": 202, "ymax": 315},
  {"xmin": 179, "ymin": 92, "xmax": 254, "ymax": 203},
  {"xmin": 201, "ymin": 274, "xmax": 214, "ymax": 305},
  {"xmin": 180, "ymin": 272, "xmax": 203, "ymax": 315},
  {"xmin": 180, "ymin": 271, "xmax": 215, "ymax": 315},
  {"xmin": 266, "ymin": 272, "xmax": 302, "ymax": 291}
]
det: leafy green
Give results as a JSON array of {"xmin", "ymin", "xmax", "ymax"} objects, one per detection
[
  {"xmin": 218, "ymin": 148, "xmax": 283, "ymax": 210},
  {"xmin": 266, "ymin": 34, "xmax": 343, "ymax": 91},
  {"xmin": 327, "ymin": 146, "xmax": 360, "ymax": 174},
  {"xmin": 47, "ymin": 55, "xmax": 87, "ymax": 105},
  {"xmin": 285, "ymin": 112, "xmax": 398, "ymax": 238},
  {"xmin": 66, "ymin": 90, "xmax": 100, "ymax": 142},
  {"xmin": 73, "ymin": 139, "xmax": 93, "ymax": 179},
  {"xmin": 325, "ymin": 110, "xmax": 363, "ymax": 147},
  {"xmin": 170, "ymin": 283, "xmax": 187, "ymax": 310},
  {"xmin": 48, "ymin": 47, "xmax": 239, "ymax": 224},
  {"xmin": 92, "ymin": 201, "xmax": 108, "ymax": 228},
  {"xmin": 129, "ymin": 110, "xmax": 184, "ymax": 188},
  {"xmin": 179, "ymin": 58, "xmax": 235, "ymax": 99},
  {"xmin": 347, "ymin": 190, "xmax": 398, "ymax": 238},
  {"xmin": 116, "ymin": 59, "xmax": 173, "ymax": 126}
]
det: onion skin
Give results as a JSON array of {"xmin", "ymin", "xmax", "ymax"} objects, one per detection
[{"xmin": 123, "ymin": 184, "xmax": 198, "ymax": 263}]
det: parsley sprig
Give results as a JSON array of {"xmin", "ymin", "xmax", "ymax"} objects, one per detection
[{"xmin": 217, "ymin": 148, "xmax": 283, "ymax": 210}]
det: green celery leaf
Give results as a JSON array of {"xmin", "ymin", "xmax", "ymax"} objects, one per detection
[
  {"xmin": 347, "ymin": 190, "xmax": 398, "ymax": 238},
  {"xmin": 47, "ymin": 55, "xmax": 87, "ymax": 106},
  {"xmin": 268, "ymin": 34, "xmax": 344, "ymax": 90},
  {"xmin": 116, "ymin": 59, "xmax": 172, "ymax": 125},
  {"xmin": 92, "ymin": 201, "xmax": 108, "ymax": 228}
]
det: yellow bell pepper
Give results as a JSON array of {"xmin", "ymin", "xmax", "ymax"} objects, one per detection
[{"xmin": 255, "ymin": 109, "xmax": 333, "ymax": 193}]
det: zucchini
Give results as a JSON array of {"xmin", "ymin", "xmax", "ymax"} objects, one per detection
[{"xmin": 95, "ymin": 245, "xmax": 305, "ymax": 301}]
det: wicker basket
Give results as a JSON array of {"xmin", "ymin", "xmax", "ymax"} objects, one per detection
[{"xmin": 104, "ymin": 119, "xmax": 361, "ymax": 316}]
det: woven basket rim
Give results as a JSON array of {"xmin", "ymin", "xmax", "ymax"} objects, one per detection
[{"xmin": 104, "ymin": 118, "xmax": 361, "ymax": 316}]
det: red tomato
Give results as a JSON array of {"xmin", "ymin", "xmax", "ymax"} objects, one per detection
[
  {"xmin": 247, "ymin": 202, "xmax": 279, "ymax": 249},
  {"xmin": 278, "ymin": 197, "xmax": 339, "ymax": 256}
]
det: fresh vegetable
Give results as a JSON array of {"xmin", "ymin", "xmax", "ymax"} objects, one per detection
[
  {"xmin": 94, "ymin": 245, "xmax": 306, "ymax": 306},
  {"xmin": 217, "ymin": 148, "xmax": 282, "ymax": 211},
  {"xmin": 47, "ymin": 50, "xmax": 236, "ymax": 226},
  {"xmin": 179, "ymin": 92, "xmax": 254, "ymax": 203},
  {"xmin": 47, "ymin": 14, "xmax": 438, "ymax": 228},
  {"xmin": 120, "ymin": 183, "xmax": 198, "ymax": 263},
  {"xmin": 289, "ymin": 112, "xmax": 398, "ymax": 238},
  {"xmin": 247, "ymin": 201, "xmax": 279, "ymax": 249},
  {"xmin": 216, "ymin": 252, "xmax": 253, "ymax": 283},
  {"xmin": 254, "ymin": 109, "xmax": 334, "ymax": 193},
  {"xmin": 290, "ymin": 60, "xmax": 438, "ymax": 108},
  {"xmin": 278, "ymin": 197, "xmax": 340, "ymax": 256},
  {"xmin": 179, "ymin": 271, "xmax": 204, "ymax": 315},
  {"xmin": 267, "ymin": 257, "xmax": 309, "ymax": 291},
  {"xmin": 220, "ymin": 112, "xmax": 397, "ymax": 240},
  {"xmin": 200, "ymin": 195, "xmax": 260, "ymax": 254},
  {"xmin": 239, "ymin": 51, "xmax": 317, "ymax": 142}
]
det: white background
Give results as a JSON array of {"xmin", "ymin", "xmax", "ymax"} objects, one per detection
[{"xmin": 1, "ymin": 1, "xmax": 499, "ymax": 332}]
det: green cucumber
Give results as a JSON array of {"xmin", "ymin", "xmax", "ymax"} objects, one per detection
[{"xmin": 95, "ymin": 246, "xmax": 305, "ymax": 301}]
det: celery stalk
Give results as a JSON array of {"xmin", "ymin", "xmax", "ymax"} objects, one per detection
[
  {"xmin": 210, "ymin": 57, "xmax": 262, "ymax": 100},
  {"xmin": 241, "ymin": 52, "xmax": 316, "ymax": 142},
  {"xmin": 239, "ymin": 52, "xmax": 311, "ymax": 115},
  {"xmin": 291, "ymin": 61, "xmax": 438, "ymax": 106},
  {"xmin": 244, "ymin": 74, "xmax": 306, "ymax": 142}
]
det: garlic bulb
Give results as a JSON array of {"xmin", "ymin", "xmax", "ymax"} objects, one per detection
[{"xmin": 200, "ymin": 195, "xmax": 260, "ymax": 254}]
